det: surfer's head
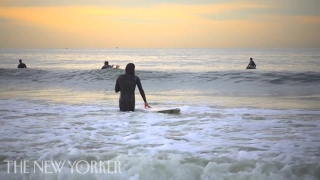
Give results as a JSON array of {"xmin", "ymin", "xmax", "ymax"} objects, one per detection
[
  {"xmin": 125, "ymin": 63, "xmax": 135, "ymax": 75},
  {"xmin": 104, "ymin": 61, "xmax": 109, "ymax": 65}
]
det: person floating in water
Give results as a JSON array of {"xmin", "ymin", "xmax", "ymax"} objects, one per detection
[
  {"xmin": 101, "ymin": 61, "xmax": 120, "ymax": 69},
  {"xmin": 248, "ymin": 58, "xmax": 256, "ymax": 68},
  {"xmin": 17, "ymin": 59, "xmax": 27, "ymax": 68},
  {"xmin": 115, "ymin": 63, "xmax": 151, "ymax": 111}
]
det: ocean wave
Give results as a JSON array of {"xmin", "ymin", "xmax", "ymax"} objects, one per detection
[{"xmin": 1, "ymin": 68, "xmax": 319, "ymax": 97}]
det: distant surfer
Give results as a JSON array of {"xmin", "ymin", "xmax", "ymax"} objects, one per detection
[
  {"xmin": 102, "ymin": 61, "xmax": 120, "ymax": 69},
  {"xmin": 115, "ymin": 63, "xmax": 151, "ymax": 111},
  {"xmin": 17, "ymin": 59, "xmax": 27, "ymax": 68},
  {"xmin": 247, "ymin": 58, "xmax": 256, "ymax": 69}
]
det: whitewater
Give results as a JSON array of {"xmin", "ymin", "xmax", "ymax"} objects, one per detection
[{"xmin": 0, "ymin": 48, "xmax": 319, "ymax": 180}]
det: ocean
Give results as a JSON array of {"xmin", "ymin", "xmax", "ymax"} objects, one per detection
[{"xmin": 0, "ymin": 48, "xmax": 319, "ymax": 180}]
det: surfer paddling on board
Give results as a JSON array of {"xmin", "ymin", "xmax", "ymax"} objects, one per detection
[
  {"xmin": 115, "ymin": 63, "xmax": 151, "ymax": 111},
  {"xmin": 102, "ymin": 61, "xmax": 120, "ymax": 69}
]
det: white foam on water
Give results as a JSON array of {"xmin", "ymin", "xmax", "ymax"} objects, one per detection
[{"xmin": 0, "ymin": 99, "xmax": 320, "ymax": 179}]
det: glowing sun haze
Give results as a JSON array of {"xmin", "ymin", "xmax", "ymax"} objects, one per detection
[{"xmin": 0, "ymin": 0, "xmax": 319, "ymax": 48}]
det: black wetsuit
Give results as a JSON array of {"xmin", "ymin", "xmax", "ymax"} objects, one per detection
[
  {"xmin": 249, "ymin": 61, "xmax": 256, "ymax": 68},
  {"xmin": 115, "ymin": 74, "xmax": 147, "ymax": 111},
  {"xmin": 17, "ymin": 63, "xmax": 27, "ymax": 68},
  {"xmin": 102, "ymin": 65, "xmax": 112, "ymax": 69}
]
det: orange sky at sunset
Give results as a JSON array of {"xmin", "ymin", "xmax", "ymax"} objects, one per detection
[{"xmin": 0, "ymin": 0, "xmax": 319, "ymax": 48}]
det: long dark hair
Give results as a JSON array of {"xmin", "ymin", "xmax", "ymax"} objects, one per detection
[{"xmin": 125, "ymin": 63, "xmax": 135, "ymax": 75}]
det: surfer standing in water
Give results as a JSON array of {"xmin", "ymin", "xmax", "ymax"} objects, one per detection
[
  {"xmin": 115, "ymin": 63, "xmax": 151, "ymax": 111},
  {"xmin": 102, "ymin": 61, "xmax": 120, "ymax": 69},
  {"xmin": 248, "ymin": 58, "xmax": 257, "ymax": 68}
]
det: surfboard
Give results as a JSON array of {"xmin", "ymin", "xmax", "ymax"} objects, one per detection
[
  {"xmin": 246, "ymin": 65, "xmax": 256, "ymax": 69},
  {"xmin": 157, "ymin": 108, "xmax": 181, "ymax": 114},
  {"xmin": 147, "ymin": 108, "xmax": 181, "ymax": 114}
]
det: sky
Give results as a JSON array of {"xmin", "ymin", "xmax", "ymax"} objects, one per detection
[{"xmin": 0, "ymin": 0, "xmax": 319, "ymax": 48}]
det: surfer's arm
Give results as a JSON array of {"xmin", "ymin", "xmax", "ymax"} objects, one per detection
[
  {"xmin": 136, "ymin": 77, "xmax": 147, "ymax": 103},
  {"xmin": 115, "ymin": 79, "xmax": 120, "ymax": 93},
  {"xmin": 136, "ymin": 77, "xmax": 151, "ymax": 108}
]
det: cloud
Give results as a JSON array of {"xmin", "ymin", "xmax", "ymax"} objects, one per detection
[
  {"xmin": 0, "ymin": 2, "xmax": 319, "ymax": 48},
  {"xmin": 0, "ymin": 3, "xmax": 269, "ymax": 30},
  {"xmin": 0, "ymin": 17, "xmax": 12, "ymax": 23},
  {"xmin": 0, "ymin": 0, "xmax": 237, "ymax": 7}
]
